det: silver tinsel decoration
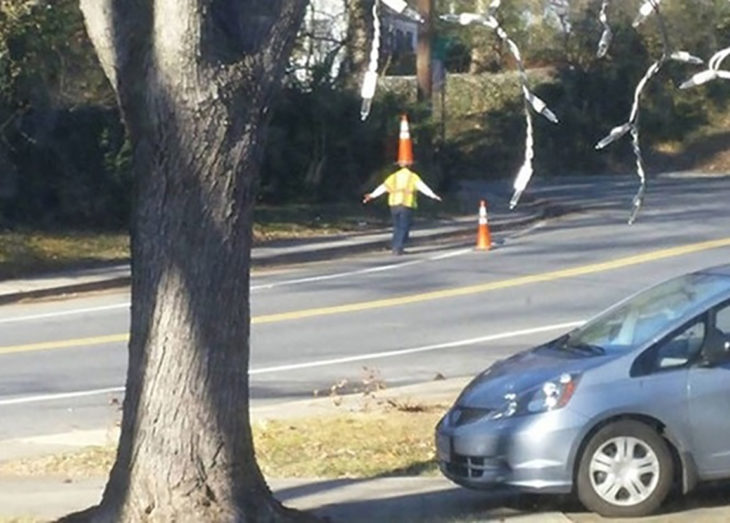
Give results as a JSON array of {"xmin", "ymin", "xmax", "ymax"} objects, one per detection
[
  {"xmin": 441, "ymin": 3, "xmax": 559, "ymax": 209},
  {"xmin": 358, "ymin": 0, "xmax": 726, "ymax": 223},
  {"xmin": 596, "ymin": 0, "xmax": 612, "ymax": 58},
  {"xmin": 594, "ymin": 0, "xmax": 702, "ymax": 224},
  {"xmin": 360, "ymin": 0, "xmax": 381, "ymax": 121},
  {"xmin": 548, "ymin": 0, "xmax": 571, "ymax": 35},
  {"xmin": 681, "ymin": 47, "xmax": 730, "ymax": 88},
  {"xmin": 360, "ymin": 0, "xmax": 423, "ymax": 121}
]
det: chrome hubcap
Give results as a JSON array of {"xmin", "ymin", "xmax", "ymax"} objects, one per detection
[{"xmin": 589, "ymin": 436, "xmax": 660, "ymax": 506}]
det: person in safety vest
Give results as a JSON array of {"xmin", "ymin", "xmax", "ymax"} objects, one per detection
[{"xmin": 362, "ymin": 116, "xmax": 441, "ymax": 255}]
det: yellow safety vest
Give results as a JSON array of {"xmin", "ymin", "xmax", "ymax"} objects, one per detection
[{"xmin": 384, "ymin": 168, "xmax": 421, "ymax": 209}]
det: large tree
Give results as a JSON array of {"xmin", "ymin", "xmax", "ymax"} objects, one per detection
[{"xmin": 66, "ymin": 1, "xmax": 312, "ymax": 521}]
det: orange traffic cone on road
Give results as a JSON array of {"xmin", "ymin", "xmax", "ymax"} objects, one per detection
[
  {"xmin": 476, "ymin": 200, "xmax": 492, "ymax": 251},
  {"xmin": 396, "ymin": 114, "xmax": 414, "ymax": 166}
]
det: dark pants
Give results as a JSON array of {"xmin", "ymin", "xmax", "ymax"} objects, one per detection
[{"xmin": 390, "ymin": 205, "xmax": 413, "ymax": 254}]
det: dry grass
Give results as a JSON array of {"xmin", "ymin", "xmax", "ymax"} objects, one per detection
[
  {"xmin": 0, "ymin": 201, "xmax": 461, "ymax": 279},
  {"xmin": 0, "ymin": 403, "xmax": 447, "ymax": 480},
  {"xmin": 0, "ymin": 231, "xmax": 129, "ymax": 279},
  {"xmin": 255, "ymin": 405, "xmax": 445, "ymax": 478},
  {"xmin": 0, "ymin": 225, "xmax": 342, "ymax": 280},
  {"xmin": 0, "ymin": 210, "xmax": 381, "ymax": 279},
  {"xmin": 0, "ymin": 446, "xmax": 114, "ymax": 479}
]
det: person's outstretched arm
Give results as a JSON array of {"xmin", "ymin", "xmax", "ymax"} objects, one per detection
[
  {"xmin": 363, "ymin": 183, "xmax": 387, "ymax": 203},
  {"xmin": 415, "ymin": 179, "xmax": 442, "ymax": 201}
]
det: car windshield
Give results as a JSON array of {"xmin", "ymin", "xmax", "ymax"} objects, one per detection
[{"xmin": 564, "ymin": 272, "xmax": 730, "ymax": 353}]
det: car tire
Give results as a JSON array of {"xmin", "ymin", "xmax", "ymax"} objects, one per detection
[{"xmin": 576, "ymin": 420, "xmax": 674, "ymax": 518}]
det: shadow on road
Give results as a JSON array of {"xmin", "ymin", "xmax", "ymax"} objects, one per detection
[
  {"xmin": 275, "ymin": 478, "xmax": 569, "ymax": 522},
  {"xmin": 661, "ymin": 481, "xmax": 730, "ymax": 514},
  {"xmin": 274, "ymin": 477, "xmax": 730, "ymax": 522}
]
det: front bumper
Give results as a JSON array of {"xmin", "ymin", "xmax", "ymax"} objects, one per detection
[{"xmin": 436, "ymin": 407, "xmax": 589, "ymax": 493}]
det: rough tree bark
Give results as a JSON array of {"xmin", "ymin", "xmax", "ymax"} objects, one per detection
[
  {"xmin": 338, "ymin": 0, "xmax": 372, "ymax": 90},
  {"xmin": 416, "ymin": 0, "xmax": 432, "ymax": 104},
  {"xmin": 66, "ymin": 1, "xmax": 312, "ymax": 521}
]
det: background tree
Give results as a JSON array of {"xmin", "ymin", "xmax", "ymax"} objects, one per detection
[
  {"xmin": 0, "ymin": 0, "xmax": 124, "ymax": 228},
  {"xmin": 339, "ymin": 0, "xmax": 373, "ymax": 89},
  {"xmin": 66, "ymin": 1, "xmax": 313, "ymax": 521}
]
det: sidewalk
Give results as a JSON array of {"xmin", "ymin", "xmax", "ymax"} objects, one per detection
[
  {"xmin": 0, "ymin": 377, "xmax": 575, "ymax": 522},
  {"xmin": 2, "ymin": 377, "xmax": 729, "ymax": 521},
  {"xmin": 0, "ymin": 183, "xmax": 552, "ymax": 305},
  {"xmin": 0, "ymin": 476, "xmax": 572, "ymax": 522}
]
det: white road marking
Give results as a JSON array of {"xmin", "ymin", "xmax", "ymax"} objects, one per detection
[
  {"xmin": 250, "ymin": 259, "xmax": 422, "ymax": 290},
  {"xmin": 0, "ymin": 387, "xmax": 125, "ymax": 406},
  {"xmin": 429, "ymin": 248, "xmax": 473, "ymax": 260},
  {"xmin": 0, "ymin": 249, "xmax": 472, "ymax": 323},
  {"xmin": 0, "ymin": 320, "xmax": 580, "ymax": 407},
  {"xmin": 248, "ymin": 320, "xmax": 581, "ymax": 374},
  {"xmin": 0, "ymin": 303, "xmax": 130, "ymax": 324},
  {"xmin": 251, "ymin": 247, "xmax": 471, "ymax": 291}
]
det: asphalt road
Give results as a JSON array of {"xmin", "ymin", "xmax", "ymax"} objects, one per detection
[
  {"xmin": 2, "ymin": 175, "xmax": 730, "ymax": 520},
  {"xmin": 1, "ymin": 177, "xmax": 730, "ymax": 433}
]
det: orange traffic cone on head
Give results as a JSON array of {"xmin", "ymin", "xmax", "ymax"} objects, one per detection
[
  {"xmin": 476, "ymin": 200, "xmax": 492, "ymax": 251},
  {"xmin": 397, "ymin": 114, "xmax": 414, "ymax": 166}
]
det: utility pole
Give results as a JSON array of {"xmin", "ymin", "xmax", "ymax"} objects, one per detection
[
  {"xmin": 416, "ymin": 0, "xmax": 433, "ymax": 107},
  {"xmin": 415, "ymin": 0, "xmax": 436, "ymax": 187}
]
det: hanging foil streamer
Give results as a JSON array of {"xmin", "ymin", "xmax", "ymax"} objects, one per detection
[
  {"xmin": 680, "ymin": 47, "xmax": 730, "ymax": 89},
  {"xmin": 440, "ymin": 6, "xmax": 559, "ymax": 209},
  {"xmin": 594, "ymin": 0, "xmax": 702, "ymax": 224},
  {"xmin": 486, "ymin": 0, "xmax": 502, "ymax": 18},
  {"xmin": 360, "ymin": 0, "xmax": 381, "ymax": 121},
  {"xmin": 548, "ymin": 0, "xmax": 571, "ymax": 35},
  {"xmin": 360, "ymin": 0, "xmax": 423, "ymax": 121},
  {"xmin": 512, "ymin": 107, "xmax": 534, "ymax": 202},
  {"xmin": 596, "ymin": 0, "xmax": 612, "ymax": 58},
  {"xmin": 633, "ymin": 0, "xmax": 663, "ymax": 28}
]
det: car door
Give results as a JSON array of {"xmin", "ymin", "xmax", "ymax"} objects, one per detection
[
  {"xmin": 687, "ymin": 301, "xmax": 730, "ymax": 477},
  {"xmin": 630, "ymin": 318, "xmax": 706, "ymax": 440}
]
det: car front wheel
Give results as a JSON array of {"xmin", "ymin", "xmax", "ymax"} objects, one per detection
[{"xmin": 576, "ymin": 420, "xmax": 674, "ymax": 518}]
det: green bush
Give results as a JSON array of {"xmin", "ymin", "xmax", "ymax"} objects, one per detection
[
  {"xmin": 1, "ymin": 107, "xmax": 131, "ymax": 228},
  {"xmin": 260, "ymin": 81, "xmax": 416, "ymax": 204}
]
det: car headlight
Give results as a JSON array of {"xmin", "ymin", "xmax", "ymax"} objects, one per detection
[{"xmin": 487, "ymin": 373, "xmax": 580, "ymax": 420}]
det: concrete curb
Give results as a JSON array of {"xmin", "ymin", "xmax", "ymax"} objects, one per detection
[
  {"xmin": 0, "ymin": 206, "xmax": 555, "ymax": 305},
  {"xmin": 0, "ymin": 377, "xmax": 472, "ymax": 463},
  {"xmin": 250, "ymin": 210, "xmax": 547, "ymax": 266},
  {"xmin": 0, "ymin": 275, "xmax": 131, "ymax": 306},
  {"xmin": 0, "ymin": 375, "xmax": 578, "ymax": 523}
]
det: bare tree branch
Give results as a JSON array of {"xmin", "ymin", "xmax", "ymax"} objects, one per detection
[{"xmin": 78, "ymin": 0, "xmax": 120, "ymax": 91}]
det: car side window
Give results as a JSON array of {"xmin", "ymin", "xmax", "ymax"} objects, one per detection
[
  {"xmin": 652, "ymin": 319, "xmax": 706, "ymax": 371},
  {"xmin": 715, "ymin": 304, "xmax": 730, "ymax": 335}
]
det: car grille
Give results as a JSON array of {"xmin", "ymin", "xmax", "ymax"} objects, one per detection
[{"xmin": 446, "ymin": 453, "xmax": 505, "ymax": 479}]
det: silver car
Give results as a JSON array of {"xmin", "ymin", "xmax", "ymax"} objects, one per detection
[{"xmin": 436, "ymin": 264, "xmax": 730, "ymax": 517}]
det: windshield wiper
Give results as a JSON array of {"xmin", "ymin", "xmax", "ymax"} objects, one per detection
[
  {"xmin": 551, "ymin": 334, "xmax": 604, "ymax": 355},
  {"xmin": 564, "ymin": 341, "xmax": 605, "ymax": 355}
]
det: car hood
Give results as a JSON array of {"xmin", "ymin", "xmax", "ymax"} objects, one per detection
[{"xmin": 457, "ymin": 346, "xmax": 614, "ymax": 408}]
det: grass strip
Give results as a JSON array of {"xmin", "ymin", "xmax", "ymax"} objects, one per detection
[
  {"xmin": 0, "ymin": 206, "xmax": 389, "ymax": 279},
  {"xmin": 0, "ymin": 231, "xmax": 129, "ymax": 280},
  {"xmin": 0, "ymin": 402, "xmax": 447, "ymax": 479},
  {"xmin": 0, "ymin": 199, "xmax": 461, "ymax": 279}
]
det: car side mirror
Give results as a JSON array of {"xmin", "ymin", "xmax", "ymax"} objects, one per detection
[{"xmin": 702, "ymin": 329, "xmax": 730, "ymax": 366}]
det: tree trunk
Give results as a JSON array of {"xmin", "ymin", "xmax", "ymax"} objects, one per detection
[
  {"xmin": 416, "ymin": 0, "xmax": 432, "ymax": 104},
  {"xmin": 338, "ymin": 0, "xmax": 372, "ymax": 90},
  {"xmin": 68, "ymin": 1, "xmax": 312, "ymax": 521}
]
